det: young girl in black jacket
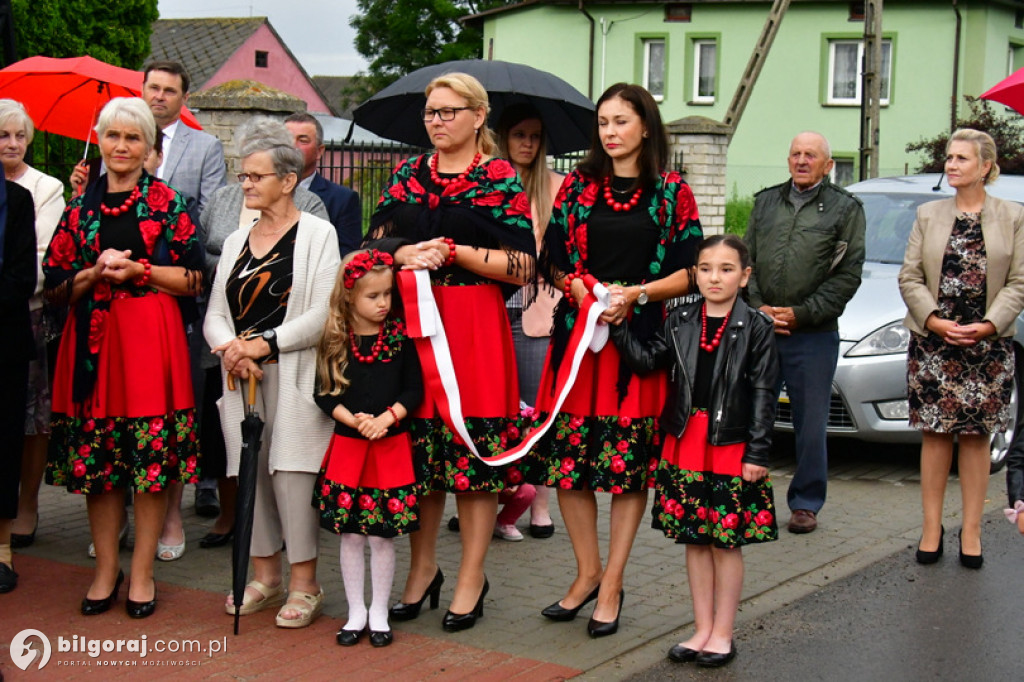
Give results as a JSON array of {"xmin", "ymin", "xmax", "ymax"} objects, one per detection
[{"xmin": 611, "ymin": 234, "xmax": 779, "ymax": 669}]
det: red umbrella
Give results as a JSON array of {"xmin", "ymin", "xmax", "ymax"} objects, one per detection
[
  {"xmin": 0, "ymin": 55, "xmax": 203, "ymax": 145},
  {"xmin": 980, "ymin": 67, "xmax": 1024, "ymax": 115}
]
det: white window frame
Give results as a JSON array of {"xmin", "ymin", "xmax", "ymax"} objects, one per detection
[
  {"xmin": 692, "ymin": 39, "xmax": 717, "ymax": 103},
  {"xmin": 827, "ymin": 39, "xmax": 891, "ymax": 105},
  {"xmin": 643, "ymin": 39, "xmax": 666, "ymax": 102},
  {"xmin": 831, "ymin": 158, "xmax": 856, "ymax": 187}
]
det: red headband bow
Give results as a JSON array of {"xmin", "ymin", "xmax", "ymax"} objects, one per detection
[{"xmin": 343, "ymin": 250, "xmax": 394, "ymax": 289}]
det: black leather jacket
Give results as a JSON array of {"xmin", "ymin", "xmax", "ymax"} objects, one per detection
[{"xmin": 610, "ymin": 298, "xmax": 779, "ymax": 466}]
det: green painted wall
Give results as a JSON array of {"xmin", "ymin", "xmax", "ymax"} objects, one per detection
[{"xmin": 481, "ymin": 1, "xmax": 1024, "ymax": 198}]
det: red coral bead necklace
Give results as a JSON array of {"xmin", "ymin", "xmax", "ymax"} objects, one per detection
[
  {"xmin": 699, "ymin": 304, "xmax": 730, "ymax": 352},
  {"xmin": 349, "ymin": 326, "xmax": 387, "ymax": 363},
  {"xmin": 100, "ymin": 186, "xmax": 141, "ymax": 217},
  {"xmin": 430, "ymin": 152, "xmax": 482, "ymax": 186},
  {"xmin": 603, "ymin": 177, "xmax": 642, "ymax": 212}
]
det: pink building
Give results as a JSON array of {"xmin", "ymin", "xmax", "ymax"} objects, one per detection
[{"xmin": 148, "ymin": 17, "xmax": 334, "ymax": 115}]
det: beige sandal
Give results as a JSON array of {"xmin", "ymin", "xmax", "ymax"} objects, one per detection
[
  {"xmin": 224, "ymin": 579, "xmax": 286, "ymax": 616},
  {"xmin": 274, "ymin": 588, "xmax": 324, "ymax": 628}
]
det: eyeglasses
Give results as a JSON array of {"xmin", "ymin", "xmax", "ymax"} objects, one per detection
[
  {"xmin": 236, "ymin": 172, "xmax": 277, "ymax": 184},
  {"xmin": 421, "ymin": 107, "xmax": 472, "ymax": 122}
]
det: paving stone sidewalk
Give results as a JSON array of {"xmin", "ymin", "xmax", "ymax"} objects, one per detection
[{"xmin": 1, "ymin": 443, "xmax": 1008, "ymax": 680}]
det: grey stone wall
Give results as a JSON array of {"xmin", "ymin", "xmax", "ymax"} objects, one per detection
[
  {"xmin": 188, "ymin": 79, "xmax": 306, "ymax": 180},
  {"xmin": 666, "ymin": 116, "xmax": 732, "ymax": 236}
]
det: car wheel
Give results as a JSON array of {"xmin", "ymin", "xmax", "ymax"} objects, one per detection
[{"xmin": 988, "ymin": 343, "xmax": 1024, "ymax": 474}]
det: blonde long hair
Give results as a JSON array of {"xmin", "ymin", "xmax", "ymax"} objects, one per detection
[
  {"xmin": 497, "ymin": 103, "xmax": 554, "ymax": 233},
  {"xmin": 315, "ymin": 250, "xmax": 394, "ymax": 396},
  {"xmin": 425, "ymin": 72, "xmax": 497, "ymax": 156}
]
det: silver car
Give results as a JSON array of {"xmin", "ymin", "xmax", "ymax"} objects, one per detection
[{"xmin": 773, "ymin": 174, "xmax": 1024, "ymax": 471}]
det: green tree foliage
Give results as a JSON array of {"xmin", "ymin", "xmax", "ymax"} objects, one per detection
[
  {"xmin": 906, "ymin": 96, "xmax": 1024, "ymax": 176},
  {"xmin": 346, "ymin": 0, "xmax": 515, "ymax": 105},
  {"xmin": 11, "ymin": 0, "xmax": 159, "ymax": 68}
]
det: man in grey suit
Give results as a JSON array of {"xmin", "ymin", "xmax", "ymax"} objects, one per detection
[
  {"xmin": 143, "ymin": 61, "xmax": 227, "ymax": 215},
  {"xmin": 141, "ymin": 61, "xmax": 229, "ymax": 555}
]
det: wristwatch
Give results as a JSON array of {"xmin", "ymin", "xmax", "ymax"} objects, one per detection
[
  {"xmin": 637, "ymin": 285, "xmax": 649, "ymax": 306},
  {"xmin": 261, "ymin": 329, "xmax": 278, "ymax": 355}
]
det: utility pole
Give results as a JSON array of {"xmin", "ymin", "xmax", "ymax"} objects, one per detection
[
  {"xmin": 722, "ymin": 0, "xmax": 791, "ymax": 131},
  {"xmin": 859, "ymin": 0, "xmax": 883, "ymax": 181}
]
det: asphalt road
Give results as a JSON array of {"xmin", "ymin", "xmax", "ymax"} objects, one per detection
[{"xmin": 624, "ymin": 512, "xmax": 1024, "ymax": 682}]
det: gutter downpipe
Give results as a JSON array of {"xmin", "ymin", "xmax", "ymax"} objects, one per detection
[
  {"xmin": 578, "ymin": 1, "xmax": 595, "ymax": 99},
  {"xmin": 951, "ymin": 0, "xmax": 962, "ymax": 133}
]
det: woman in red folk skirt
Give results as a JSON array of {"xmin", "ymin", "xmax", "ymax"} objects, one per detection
[{"xmin": 44, "ymin": 98, "xmax": 203, "ymax": 619}]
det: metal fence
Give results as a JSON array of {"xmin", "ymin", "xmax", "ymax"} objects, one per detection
[{"xmin": 317, "ymin": 141, "xmax": 688, "ymax": 235}]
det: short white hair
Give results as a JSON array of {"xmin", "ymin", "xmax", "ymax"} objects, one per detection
[
  {"xmin": 793, "ymin": 131, "xmax": 832, "ymax": 159},
  {"xmin": 95, "ymin": 97, "xmax": 157, "ymax": 149}
]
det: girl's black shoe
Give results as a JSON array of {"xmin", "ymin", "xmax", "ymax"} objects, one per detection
[
  {"xmin": 541, "ymin": 584, "xmax": 600, "ymax": 621},
  {"xmin": 336, "ymin": 627, "xmax": 366, "ymax": 646},
  {"xmin": 442, "ymin": 577, "xmax": 488, "ymax": 632},
  {"xmin": 390, "ymin": 567, "xmax": 444, "ymax": 621},
  {"xmin": 81, "ymin": 570, "xmax": 124, "ymax": 615},
  {"xmin": 915, "ymin": 525, "xmax": 944, "ymax": 564},
  {"xmin": 369, "ymin": 630, "xmax": 393, "ymax": 647}
]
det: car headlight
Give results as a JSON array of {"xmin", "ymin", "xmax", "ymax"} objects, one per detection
[{"xmin": 846, "ymin": 321, "xmax": 911, "ymax": 357}]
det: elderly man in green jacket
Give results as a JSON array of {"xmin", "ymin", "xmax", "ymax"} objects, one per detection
[{"xmin": 744, "ymin": 131, "xmax": 866, "ymax": 534}]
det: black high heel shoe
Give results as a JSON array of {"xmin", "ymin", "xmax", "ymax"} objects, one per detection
[
  {"xmin": 958, "ymin": 530, "xmax": 983, "ymax": 569},
  {"xmin": 81, "ymin": 570, "xmax": 124, "ymax": 615},
  {"xmin": 915, "ymin": 525, "xmax": 944, "ymax": 564},
  {"xmin": 541, "ymin": 584, "xmax": 600, "ymax": 621},
  {"xmin": 126, "ymin": 580, "xmax": 157, "ymax": 619},
  {"xmin": 442, "ymin": 577, "xmax": 488, "ymax": 632},
  {"xmin": 587, "ymin": 589, "xmax": 624, "ymax": 638},
  {"xmin": 390, "ymin": 567, "xmax": 444, "ymax": 621}
]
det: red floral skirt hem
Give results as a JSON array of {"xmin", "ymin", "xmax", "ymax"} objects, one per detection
[{"xmin": 652, "ymin": 411, "xmax": 777, "ymax": 547}]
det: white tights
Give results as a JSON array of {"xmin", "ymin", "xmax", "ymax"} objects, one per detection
[{"xmin": 339, "ymin": 533, "xmax": 395, "ymax": 632}]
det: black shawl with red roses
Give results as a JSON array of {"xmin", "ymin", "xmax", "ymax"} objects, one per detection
[
  {"xmin": 43, "ymin": 172, "xmax": 204, "ymax": 403},
  {"xmin": 542, "ymin": 169, "xmax": 703, "ymax": 401},
  {"xmin": 366, "ymin": 154, "xmax": 535, "ymax": 294}
]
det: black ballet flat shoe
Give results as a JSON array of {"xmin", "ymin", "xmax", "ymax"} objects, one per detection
[
  {"xmin": 369, "ymin": 630, "xmax": 394, "ymax": 647},
  {"xmin": 442, "ymin": 577, "xmax": 489, "ymax": 632},
  {"xmin": 199, "ymin": 529, "xmax": 235, "ymax": 549},
  {"xmin": 447, "ymin": 516, "xmax": 460, "ymax": 532},
  {"xmin": 915, "ymin": 525, "xmax": 944, "ymax": 564},
  {"xmin": 81, "ymin": 570, "xmax": 124, "ymax": 615},
  {"xmin": 390, "ymin": 567, "xmax": 444, "ymax": 621},
  {"xmin": 336, "ymin": 627, "xmax": 366, "ymax": 646},
  {"xmin": 696, "ymin": 643, "xmax": 737, "ymax": 668},
  {"xmin": 587, "ymin": 590, "xmax": 624, "ymax": 638},
  {"xmin": 126, "ymin": 581, "xmax": 157, "ymax": 619},
  {"xmin": 958, "ymin": 530, "xmax": 983, "ymax": 569},
  {"xmin": 528, "ymin": 523, "xmax": 555, "ymax": 539},
  {"xmin": 668, "ymin": 644, "xmax": 700, "ymax": 663},
  {"xmin": 0, "ymin": 563, "xmax": 18, "ymax": 593},
  {"xmin": 541, "ymin": 584, "xmax": 600, "ymax": 621}
]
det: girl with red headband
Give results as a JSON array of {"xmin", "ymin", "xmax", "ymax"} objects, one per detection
[{"xmin": 313, "ymin": 249, "xmax": 423, "ymax": 648}]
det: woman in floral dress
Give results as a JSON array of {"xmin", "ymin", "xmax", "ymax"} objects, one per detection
[
  {"xmin": 527, "ymin": 83, "xmax": 702, "ymax": 637},
  {"xmin": 900, "ymin": 128, "xmax": 1024, "ymax": 569},
  {"xmin": 44, "ymin": 98, "xmax": 203, "ymax": 618},
  {"xmin": 367, "ymin": 73, "xmax": 534, "ymax": 631}
]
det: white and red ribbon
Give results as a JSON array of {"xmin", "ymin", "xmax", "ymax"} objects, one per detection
[{"xmin": 399, "ymin": 269, "xmax": 611, "ymax": 466}]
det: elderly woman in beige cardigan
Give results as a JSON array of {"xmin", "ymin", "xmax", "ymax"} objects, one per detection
[
  {"xmin": 899, "ymin": 128, "xmax": 1024, "ymax": 569},
  {"xmin": 205, "ymin": 118, "xmax": 340, "ymax": 627}
]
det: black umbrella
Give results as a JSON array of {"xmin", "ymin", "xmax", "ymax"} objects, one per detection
[
  {"xmin": 229, "ymin": 373, "xmax": 263, "ymax": 636},
  {"xmin": 352, "ymin": 59, "xmax": 594, "ymax": 155}
]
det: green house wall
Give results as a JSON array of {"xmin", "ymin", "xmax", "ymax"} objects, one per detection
[{"xmin": 480, "ymin": 1, "xmax": 1024, "ymax": 197}]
